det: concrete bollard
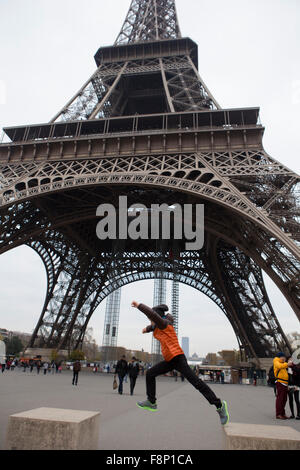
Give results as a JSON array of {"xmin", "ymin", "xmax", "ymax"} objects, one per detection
[
  {"xmin": 5, "ymin": 407, "xmax": 100, "ymax": 450},
  {"xmin": 223, "ymin": 422, "xmax": 300, "ymax": 450}
]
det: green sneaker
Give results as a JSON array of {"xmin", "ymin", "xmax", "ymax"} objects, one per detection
[
  {"xmin": 216, "ymin": 400, "xmax": 229, "ymax": 425},
  {"xmin": 137, "ymin": 399, "xmax": 158, "ymax": 412}
]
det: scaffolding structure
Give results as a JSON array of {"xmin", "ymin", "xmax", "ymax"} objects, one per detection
[
  {"xmin": 151, "ymin": 277, "xmax": 167, "ymax": 361},
  {"xmin": 101, "ymin": 288, "xmax": 122, "ymax": 362},
  {"xmin": 171, "ymin": 279, "xmax": 179, "ymax": 335}
]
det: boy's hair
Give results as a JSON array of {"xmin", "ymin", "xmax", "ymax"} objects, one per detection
[{"xmin": 152, "ymin": 304, "xmax": 169, "ymax": 317}]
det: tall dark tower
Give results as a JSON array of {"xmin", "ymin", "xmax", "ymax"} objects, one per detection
[{"xmin": 0, "ymin": 0, "xmax": 299, "ymax": 365}]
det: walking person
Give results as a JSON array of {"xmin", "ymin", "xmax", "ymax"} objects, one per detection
[
  {"xmin": 36, "ymin": 359, "xmax": 41, "ymax": 375},
  {"xmin": 72, "ymin": 360, "xmax": 81, "ymax": 385},
  {"xmin": 267, "ymin": 365, "xmax": 277, "ymax": 395},
  {"xmin": 273, "ymin": 352, "xmax": 293, "ymax": 420},
  {"xmin": 253, "ymin": 371, "xmax": 257, "ymax": 386},
  {"xmin": 43, "ymin": 361, "xmax": 49, "ymax": 375},
  {"xmin": 131, "ymin": 301, "xmax": 229, "ymax": 425},
  {"xmin": 287, "ymin": 359, "xmax": 300, "ymax": 420},
  {"xmin": 115, "ymin": 355, "xmax": 128, "ymax": 395},
  {"xmin": 128, "ymin": 357, "xmax": 140, "ymax": 395}
]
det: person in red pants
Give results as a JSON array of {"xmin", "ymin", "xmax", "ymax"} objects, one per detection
[{"xmin": 273, "ymin": 352, "xmax": 293, "ymax": 419}]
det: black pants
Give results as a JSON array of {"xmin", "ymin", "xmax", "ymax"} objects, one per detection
[
  {"xmin": 288, "ymin": 389, "xmax": 300, "ymax": 416},
  {"xmin": 146, "ymin": 354, "xmax": 222, "ymax": 408},
  {"xmin": 72, "ymin": 371, "xmax": 79, "ymax": 385},
  {"xmin": 118, "ymin": 374, "xmax": 125, "ymax": 394},
  {"xmin": 129, "ymin": 376, "xmax": 138, "ymax": 395}
]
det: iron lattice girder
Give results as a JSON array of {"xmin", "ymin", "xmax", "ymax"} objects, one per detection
[
  {"xmin": 26, "ymin": 230, "xmax": 289, "ymax": 357},
  {"xmin": 0, "ymin": 152, "xmax": 299, "ymax": 307},
  {"xmin": 48, "ymin": 53, "xmax": 218, "ymax": 122},
  {"xmin": 214, "ymin": 244, "xmax": 291, "ymax": 357},
  {"xmin": 115, "ymin": 0, "xmax": 181, "ymax": 44},
  {"xmin": 0, "ymin": 183, "xmax": 298, "ymax": 355},
  {"xmin": 0, "ymin": 135, "xmax": 299, "ymax": 255}
]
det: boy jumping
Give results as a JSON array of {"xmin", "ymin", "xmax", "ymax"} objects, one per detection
[{"xmin": 131, "ymin": 301, "xmax": 229, "ymax": 425}]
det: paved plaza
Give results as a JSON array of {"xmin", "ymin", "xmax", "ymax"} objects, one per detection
[{"xmin": 0, "ymin": 369, "xmax": 299, "ymax": 450}]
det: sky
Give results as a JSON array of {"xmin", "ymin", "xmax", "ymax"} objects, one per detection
[{"xmin": 0, "ymin": 0, "xmax": 299, "ymax": 356}]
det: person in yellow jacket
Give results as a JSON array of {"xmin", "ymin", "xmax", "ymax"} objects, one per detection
[{"xmin": 273, "ymin": 352, "xmax": 293, "ymax": 419}]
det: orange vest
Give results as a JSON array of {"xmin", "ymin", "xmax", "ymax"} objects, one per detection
[{"xmin": 153, "ymin": 324, "xmax": 184, "ymax": 362}]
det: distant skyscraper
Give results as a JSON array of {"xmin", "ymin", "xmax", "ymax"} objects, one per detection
[{"xmin": 182, "ymin": 337, "xmax": 189, "ymax": 358}]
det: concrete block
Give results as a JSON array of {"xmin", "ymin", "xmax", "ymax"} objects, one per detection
[
  {"xmin": 224, "ymin": 422, "xmax": 300, "ymax": 450},
  {"xmin": 5, "ymin": 407, "xmax": 100, "ymax": 450}
]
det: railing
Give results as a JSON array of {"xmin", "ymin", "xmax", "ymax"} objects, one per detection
[{"xmin": 1, "ymin": 108, "xmax": 261, "ymax": 144}]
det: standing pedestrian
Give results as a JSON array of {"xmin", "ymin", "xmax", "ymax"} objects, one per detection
[
  {"xmin": 253, "ymin": 371, "xmax": 257, "ymax": 386},
  {"xmin": 36, "ymin": 359, "xmax": 41, "ymax": 374},
  {"xmin": 115, "ymin": 355, "xmax": 128, "ymax": 395},
  {"xmin": 220, "ymin": 371, "xmax": 225, "ymax": 384},
  {"xmin": 72, "ymin": 360, "xmax": 81, "ymax": 385},
  {"xmin": 43, "ymin": 362, "xmax": 49, "ymax": 375},
  {"xmin": 128, "ymin": 357, "xmax": 140, "ymax": 395},
  {"xmin": 273, "ymin": 352, "xmax": 293, "ymax": 420},
  {"xmin": 131, "ymin": 301, "xmax": 229, "ymax": 425},
  {"xmin": 267, "ymin": 365, "xmax": 277, "ymax": 395},
  {"xmin": 288, "ymin": 359, "xmax": 300, "ymax": 420},
  {"xmin": 238, "ymin": 370, "xmax": 242, "ymax": 385}
]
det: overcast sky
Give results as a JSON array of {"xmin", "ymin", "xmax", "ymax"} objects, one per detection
[{"xmin": 0, "ymin": 0, "xmax": 299, "ymax": 356}]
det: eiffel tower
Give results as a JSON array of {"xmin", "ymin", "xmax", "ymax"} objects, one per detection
[{"xmin": 1, "ymin": 0, "xmax": 299, "ymax": 364}]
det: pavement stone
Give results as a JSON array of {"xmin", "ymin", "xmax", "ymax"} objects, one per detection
[{"xmin": 0, "ymin": 369, "xmax": 299, "ymax": 450}]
